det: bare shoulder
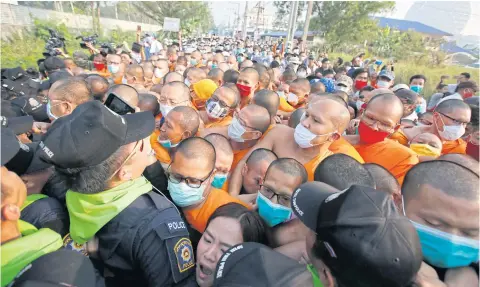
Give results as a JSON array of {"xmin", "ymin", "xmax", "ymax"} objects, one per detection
[
  {"xmin": 403, "ymin": 126, "xmax": 429, "ymax": 139},
  {"xmin": 269, "ymin": 124, "xmax": 294, "ymax": 137},
  {"xmin": 199, "ymin": 126, "xmax": 228, "ymax": 138}
]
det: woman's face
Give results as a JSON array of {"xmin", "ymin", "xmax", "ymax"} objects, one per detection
[{"xmin": 196, "ymin": 217, "xmax": 243, "ymax": 287}]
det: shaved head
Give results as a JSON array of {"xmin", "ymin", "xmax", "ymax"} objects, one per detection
[
  {"xmin": 309, "ymin": 99, "xmax": 351, "ymax": 133},
  {"xmin": 108, "ymin": 84, "xmax": 139, "ymax": 108},
  {"xmin": 239, "ymin": 67, "xmax": 259, "ymax": 83},
  {"xmin": 314, "ymin": 154, "xmax": 374, "ymax": 190},
  {"xmin": 309, "ymin": 93, "xmax": 348, "ymax": 108},
  {"xmin": 138, "ymin": 93, "xmax": 160, "ymax": 115},
  {"xmin": 240, "ymin": 59, "xmax": 254, "ymax": 69},
  {"xmin": 434, "ymin": 99, "xmax": 471, "ymax": 115},
  {"xmin": 187, "ymin": 67, "xmax": 207, "ymax": 84},
  {"xmin": 366, "ymin": 91, "xmax": 404, "ymax": 123},
  {"xmin": 288, "ymin": 108, "xmax": 305, "ymax": 128},
  {"xmin": 246, "ymin": 148, "xmax": 277, "ymax": 167},
  {"xmin": 364, "ymin": 163, "xmax": 400, "ymax": 196},
  {"xmin": 126, "ymin": 64, "xmax": 145, "ymax": 82},
  {"xmin": 403, "ymin": 160, "xmax": 479, "ymax": 201},
  {"xmin": 164, "ymin": 72, "xmax": 184, "ymax": 84},
  {"xmin": 208, "ymin": 68, "xmax": 224, "ymax": 86},
  {"xmin": 437, "ymin": 153, "xmax": 479, "ymax": 176},
  {"xmin": 85, "ymin": 75, "xmax": 109, "ymax": 102},
  {"xmin": 266, "ymin": 158, "xmax": 308, "ymax": 185},
  {"xmin": 223, "ymin": 70, "xmax": 239, "ymax": 84},
  {"xmin": 242, "ymin": 104, "xmax": 271, "ymax": 133},
  {"xmin": 253, "ymin": 64, "xmax": 270, "ymax": 89},
  {"xmin": 205, "ymin": 133, "xmax": 233, "ymax": 156},
  {"xmin": 162, "ymin": 81, "xmax": 190, "ymax": 103},
  {"xmin": 252, "ymin": 89, "xmax": 280, "ymax": 119},
  {"xmin": 173, "ymin": 137, "xmax": 216, "ymax": 171},
  {"xmin": 291, "ymin": 78, "xmax": 311, "ymax": 95},
  {"xmin": 311, "ymin": 82, "xmax": 326, "ymax": 94},
  {"xmin": 170, "ymin": 106, "xmax": 200, "ymax": 136}
]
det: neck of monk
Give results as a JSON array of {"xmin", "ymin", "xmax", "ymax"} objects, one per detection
[
  {"xmin": 231, "ymin": 139, "xmax": 257, "ymax": 151},
  {"xmin": 1, "ymin": 221, "xmax": 21, "ymax": 245}
]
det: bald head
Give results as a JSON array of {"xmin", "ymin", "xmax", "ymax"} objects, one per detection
[
  {"xmin": 266, "ymin": 158, "xmax": 308, "ymax": 185},
  {"xmin": 242, "ymin": 104, "xmax": 271, "ymax": 133},
  {"xmin": 164, "ymin": 72, "xmax": 184, "ymax": 84},
  {"xmin": 410, "ymin": 132, "xmax": 442, "ymax": 150},
  {"xmin": 252, "ymin": 89, "xmax": 280, "ymax": 119},
  {"xmin": 291, "ymin": 78, "xmax": 311, "ymax": 95},
  {"xmin": 288, "ymin": 108, "xmax": 305, "ymax": 128},
  {"xmin": 169, "ymin": 106, "xmax": 200, "ymax": 137},
  {"xmin": 208, "ymin": 68, "xmax": 224, "ymax": 86},
  {"xmin": 239, "ymin": 67, "xmax": 260, "ymax": 83},
  {"xmin": 240, "ymin": 59, "xmax": 254, "ymax": 69},
  {"xmin": 366, "ymin": 91, "xmax": 404, "ymax": 123},
  {"xmin": 85, "ymin": 75, "xmax": 109, "ymax": 102},
  {"xmin": 126, "ymin": 64, "xmax": 145, "ymax": 83},
  {"xmin": 434, "ymin": 99, "xmax": 471, "ymax": 115},
  {"xmin": 363, "ymin": 163, "xmax": 400, "ymax": 196},
  {"xmin": 245, "ymin": 148, "xmax": 277, "ymax": 167},
  {"xmin": 162, "ymin": 81, "xmax": 190, "ymax": 103},
  {"xmin": 314, "ymin": 154, "xmax": 374, "ymax": 190},
  {"xmin": 173, "ymin": 137, "xmax": 216, "ymax": 171},
  {"xmin": 217, "ymin": 62, "xmax": 229, "ymax": 72},
  {"xmin": 309, "ymin": 99, "xmax": 351, "ymax": 133},
  {"xmin": 311, "ymin": 81, "xmax": 326, "ymax": 94},
  {"xmin": 309, "ymin": 93, "xmax": 348, "ymax": 108},
  {"xmin": 108, "ymin": 84, "xmax": 139, "ymax": 108},
  {"xmin": 187, "ymin": 67, "xmax": 207, "ymax": 85},
  {"xmin": 205, "ymin": 133, "xmax": 233, "ymax": 156},
  {"xmin": 50, "ymin": 79, "xmax": 92, "ymax": 105},
  {"xmin": 138, "ymin": 93, "xmax": 160, "ymax": 115},
  {"xmin": 253, "ymin": 64, "xmax": 270, "ymax": 89},
  {"xmin": 437, "ymin": 154, "xmax": 479, "ymax": 176},
  {"xmin": 403, "ymin": 160, "xmax": 479, "ymax": 202},
  {"xmin": 223, "ymin": 70, "xmax": 239, "ymax": 84}
]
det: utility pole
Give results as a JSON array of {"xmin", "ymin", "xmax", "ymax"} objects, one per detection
[
  {"xmin": 286, "ymin": 2, "xmax": 295, "ymax": 49},
  {"xmin": 289, "ymin": 1, "xmax": 299, "ymax": 50},
  {"xmin": 302, "ymin": 0, "xmax": 314, "ymax": 51},
  {"xmin": 242, "ymin": 1, "xmax": 248, "ymax": 40}
]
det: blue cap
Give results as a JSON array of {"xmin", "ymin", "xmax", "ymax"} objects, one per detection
[{"xmin": 378, "ymin": 70, "xmax": 395, "ymax": 80}]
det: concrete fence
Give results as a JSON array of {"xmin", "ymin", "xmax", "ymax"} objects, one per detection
[{"xmin": 1, "ymin": 3, "xmax": 163, "ymax": 39}]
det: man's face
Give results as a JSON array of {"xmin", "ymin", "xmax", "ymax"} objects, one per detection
[
  {"xmin": 160, "ymin": 85, "xmax": 191, "ymax": 107},
  {"xmin": 1, "ymin": 166, "xmax": 27, "ymax": 228},
  {"xmin": 210, "ymin": 89, "xmax": 235, "ymax": 111},
  {"xmin": 169, "ymin": 152, "xmax": 214, "ymax": 191},
  {"xmin": 233, "ymin": 108, "xmax": 262, "ymax": 141},
  {"xmin": 399, "ymin": 97, "xmax": 416, "ymax": 117},
  {"xmin": 289, "ymin": 83, "xmax": 307, "ymax": 102},
  {"xmin": 159, "ymin": 110, "xmax": 189, "ymax": 145},
  {"xmin": 227, "ymin": 56, "xmax": 237, "ymax": 69},
  {"xmin": 121, "ymin": 137, "xmax": 155, "ymax": 180},
  {"xmin": 410, "ymin": 78, "xmax": 425, "ymax": 87},
  {"xmin": 300, "ymin": 102, "xmax": 338, "ymax": 145},
  {"xmin": 354, "ymin": 72, "xmax": 369, "ymax": 82},
  {"xmin": 261, "ymin": 169, "xmax": 301, "ymax": 207},
  {"xmin": 241, "ymin": 160, "xmax": 271, "ymax": 194},
  {"xmin": 378, "ymin": 76, "xmax": 393, "ymax": 87},
  {"xmin": 322, "ymin": 61, "xmax": 330, "ymax": 69},
  {"xmin": 191, "ymin": 52, "xmax": 202, "ymax": 64},
  {"xmin": 418, "ymin": 113, "xmax": 434, "ymax": 126},
  {"xmin": 362, "ymin": 100, "xmax": 401, "ymax": 133},
  {"xmin": 121, "ymin": 54, "xmax": 131, "ymax": 65},
  {"xmin": 215, "ymin": 151, "xmax": 233, "ymax": 175},
  {"xmin": 433, "ymin": 108, "xmax": 470, "ymax": 140},
  {"xmin": 237, "ymin": 72, "xmax": 258, "ymax": 96},
  {"xmin": 175, "ymin": 64, "xmax": 187, "ymax": 74},
  {"xmin": 48, "ymin": 88, "xmax": 74, "ymax": 120},
  {"xmin": 405, "ymin": 185, "xmax": 479, "ymax": 240},
  {"xmin": 457, "ymin": 74, "xmax": 468, "ymax": 83}
]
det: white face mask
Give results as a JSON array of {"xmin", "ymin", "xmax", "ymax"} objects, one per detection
[
  {"xmin": 377, "ymin": 80, "xmax": 390, "ymax": 88},
  {"xmin": 160, "ymin": 104, "xmax": 174, "ymax": 116},
  {"xmin": 184, "ymin": 79, "xmax": 191, "ymax": 87},
  {"xmin": 294, "ymin": 117, "xmax": 335, "ymax": 148},
  {"xmin": 154, "ymin": 68, "xmax": 163, "ymax": 78},
  {"xmin": 436, "ymin": 116, "xmax": 465, "ymax": 141},
  {"xmin": 287, "ymin": 93, "xmax": 299, "ymax": 105},
  {"xmin": 122, "ymin": 77, "xmax": 128, "ymax": 84},
  {"xmin": 228, "ymin": 117, "xmax": 246, "ymax": 142},
  {"xmin": 206, "ymin": 100, "xmax": 228, "ymax": 119}
]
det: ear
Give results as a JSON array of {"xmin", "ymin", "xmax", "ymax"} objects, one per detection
[
  {"xmin": 117, "ymin": 166, "xmax": 133, "ymax": 182},
  {"xmin": 2, "ymin": 204, "xmax": 21, "ymax": 221},
  {"xmin": 252, "ymin": 131, "xmax": 262, "ymax": 140},
  {"xmin": 182, "ymin": 130, "xmax": 192, "ymax": 139},
  {"xmin": 241, "ymin": 164, "xmax": 248, "ymax": 176},
  {"xmin": 330, "ymin": 132, "xmax": 340, "ymax": 141}
]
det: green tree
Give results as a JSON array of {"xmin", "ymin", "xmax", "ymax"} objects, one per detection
[{"xmin": 273, "ymin": 1, "xmax": 306, "ymax": 31}]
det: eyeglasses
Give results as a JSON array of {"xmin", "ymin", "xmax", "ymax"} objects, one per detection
[
  {"xmin": 207, "ymin": 97, "xmax": 233, "ymax": 109},
  {"xmin": 165, "ymin": 165, "xmax": 214, "ymax": 188},
  {"xmin": 361, "ymin": 113, "xmax": 398, "ymax": 132},
  {"xmin": 107, "ymin": 61, "xmax": 121, "ymax": 65},
  {"xmin": 109, "ymin": 139, "xmax": 144, "ymax": 179},
  {"xmin": 159, "ymin": 97, "xmax": 190, "ymax": 106},
  {"xmin": 437, "ymin": 112, "xmax": 469, "ymax": 126},
  {"xmin": 259, "ymin": 185, "xmax": 291, "ymax": 207},
  {"xmin": 233, "ymin": 111, "xmax": 257, "ymax": 131}
]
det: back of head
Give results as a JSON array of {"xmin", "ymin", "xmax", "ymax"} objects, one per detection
[
  {"xmin": 363, "ymin": 163, "xmax": 400, "ymax": 195},
  {"xmin": 171, "ymin": 105, "xmax": 200, "ymax": 136},
  {"xmin": 108, "ymin": 84, "xmax": 139, "ymax": 108},
  {"xmin": 253, "ymin": 64, "xmax": 270, "ymax": 89},
  {"xmin": 394, "ymin": 89, "xmax": 418, "ymax": 104},
  {"xmin": 311, "ymin": 81, "xmax": 326, "ymax": 94},
  {"xmin": 174, "ymin": 137, "xmax": 216, "ymax": 171},
  {"xmin": 52, "ymin": 78, "xmax": 92, "ymax": 105},
  {"xmin": 164, "ymin": 71, "xmax": 184, "ymax": 84},
  {"xmin": 288, "ymin": 108, "xmax": 305, "ymax": 128},
  {"xmin": 267, "ymin": 158, "xmax": 308, "ymax": 185},
  {"xmin": 224, "ymin": 69, "xmax": 240, "ymax": 84},
  {"xmin": 85, "ymin": 75, "xmax": 109, "ymax": 102},
  {"xmin": 138, "ymin": 93, "xmax": 160, "ymax": 116},
  {"xmin": 245, "ymin": 148, "xmax": 277, "ymax": 167},
  {"xmin": 205, "ymin": 133, "xmax": 233, "ymax": 158},
  {"xmin": 437, "ymin": 153, "xmax": 479, "ymax": 176},
  {"xmin": 127, "ymin": 64, "xmax": 144, "ymax": 80},
  {"xmin": 243, "ymin": 104, "xmax": 271, "ymax": 133},
  {"xmin": 208, "ymin": 68, "xmax": 224, "ymax": 81},
  {"xmin": 314, "ymin": 154, "xmax": 374, "ymax": 189},
  {"xmin": 282, "ymin": 69, "xmax": 297, "ymax": 82},
  {"xmin": 434, "ymin": 99, "xmax": 470, "ymax": 115},
  {"xmin": 253, "ymin": 89, "xmax": 280, "ymax": 118},
  {"xmin": 403, "ymin": 160, "xmax": 479, "ymax": 203},
  {"xmin": 292, "ymin": 78, "xmax": 311, "ymax": 94},
  {"xmin": 240, "ymin": 67, "xmax": 260, "ymax": 82}
]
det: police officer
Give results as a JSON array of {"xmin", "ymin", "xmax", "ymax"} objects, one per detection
[{"xmin": 37, "ymin": 101, "xmax": 196, "ymax": 286}]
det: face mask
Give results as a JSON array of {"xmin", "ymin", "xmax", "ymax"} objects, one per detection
[
  {"xmin": 168, "ymin": 180, "xmax": 206, "ymax": 207},
  {"xmin": 358, "ymin": 121, "xmax": 390, "ymax": 144},
  {"xmin": 415, "ymin": 105, "xmax": 422, "ymax": 114},
  {"xmin": 122, "ymin": 77, "xmax": 128, "ymax": 84},
  {"xmin": 154, "ymin": 68, "xmax": 163, "ymax": 78},
  {"xmin": 354, "ymin": 80, "xmax": 368, "ymax": 90},
  {"xmin": 376, "ymin": 80, "xmax": 390, "ymax": 88},
  {"xmin": 463, "ymin": 90, "xmax": 474, "ymax": 99},
  {"xmin": 236, "ymin": 83, "xmax": 252, "ymax": 98},
  {"xmin": 212, "ymin": 64, "xmax": 218, "ymax": 69},
  {"xmin": 184, "ymin": 79, "xmax": 191, "ymax": 87},
  {"xmin": 46, "ymin": 101, "xmax": 59, "ymax": 120},
  {"xmin": 256, "ymin": 192, "xmax": 292, "ymax": 227},
  {"xmin": 297, "ymin": 71, "xmax": 307, "ymax": 78},
  {"xmin": 211, "ymin": 173, "xmax": 228, "ymax": 189},
  {"xmin": 436, "ymin": 116, "xmax": 465, "ymax": 141},
  {"xmin": 410, "ymin": 85, "xmax": 423, "ymax": 94},
  {"xmin": 227, "ymin": 117, "xmax": 246, "ymax": 143},
  {"xmin": 158, "ymin": 134, "xmax": 180, "ymax": 149},
  {"xmin": 287, "ymin": 93, "xmax": 299, "ymax": 105},
  {"xmin": 107, "ymin": 64, "xmax": 120, "ymax": 74},
  {"xmin": 411, "ymin": 221, "xmax": 479, "ymax": 268},
  {"xmin": 206, "ymin": 99, "xmax": 228, "ymax": 119},
  {"xmin": 190, "ymin": 59, "xmax": 198, "ymax": 66},
  {"xmin": 93, "ymin": 62, "xmax": 105, "ymax": 71},
  {"xmin": 237, "ymin": 56, "xmax": 244, "ymax": 63},
  {"xmin": 410, "ymin": 143, "xmax": 441, "ymax": 157},
  {"xmin": 160, "ymin": 104, "xmax": 174, "ymax": 116},
  {"xmin": 294, "ymin": 122, "xmax": 333, "ymax": 148}
]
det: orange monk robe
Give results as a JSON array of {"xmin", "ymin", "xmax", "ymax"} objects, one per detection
[
  {"xmin": 305, "ymin": 150, "xmax": 333, "ymax": 181},
  {"xmin": 230, "ymin": 148, "xmax": 251, "ymax": 175},
  {"xmin": 149, "ymin": 130, "xmax": 171, "ymax": 164},
  {"xmin": 354, "ymin": 139, "xmax": 419, "ymax": 185},
  {"xmin": 259, "ymin": 124, "xmax": 275, "ymax": 141},
  {"xmin": 168, "ymin": 62, "xmax": 176, "ymax": 72},
  {"xmin": 113, "ymin": 75, "xmax": 123, "ymax": 85},
  {"xmin": 184, "ymin": 188, "xmax": 249, "ymax": 232},
  {"xmin": 278, "ymin": 97, "xmax": 296, "ymax": 113},
  {"xmin": 204, "ymin": 115, "xmax": 233, "ymax": 129},
  {"xmin": 329, "ymin": 137, "xmax": 365, "ymax": 163},
  {"xmin": 390, "ymin": 130, "xmax": 466, "ymax": 155}
]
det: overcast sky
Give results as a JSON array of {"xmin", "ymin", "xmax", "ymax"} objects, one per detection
[{"xmin": 209, "ymin": 1, "xmax": 415, "ymax": 26}]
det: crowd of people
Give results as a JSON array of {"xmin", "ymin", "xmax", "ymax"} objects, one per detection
[{"xmin": 1, "ymin": 33, "xmax": 479, "ymax": 287}]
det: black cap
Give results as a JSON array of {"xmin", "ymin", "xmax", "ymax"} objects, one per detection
[
  {"xmin": 43, "ymin": 57, "xmax": 66, "ymax": 72},
  {"xmin": 1, "ymin": 128, "xmax": 20, "ymax": 166},
  {"xmin": 291, "ymin": 182, "xmax": 422, "ymax": 287},
  {"xmin": 11, "ymin": 97, "xmax": 49, "ymax": 122},
  {"xmin": 38, "ymin": 100, "xmax": 154, "ymax": 169},
  {"xmin": 5, "ymin": 142, "xmax": 52, "ymax": 175},
  {"xmin": 1, "ymin": 115, "xmax": 33, "ymax": 135},
  {"xmin": 11, "ymin": 249, "xmax": 97, "ymax": 287},
  {"xmin": 48, "ymin": 69, "xmax": 72, "ymax": 84},
  {"xmin": 213, "ymin": 242, "xmax": 308, "ymax": 287}
]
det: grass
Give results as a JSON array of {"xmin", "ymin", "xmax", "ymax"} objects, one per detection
[{"xmin": 329, "ymin": 52, "xmax": 479, "ymax": 99}]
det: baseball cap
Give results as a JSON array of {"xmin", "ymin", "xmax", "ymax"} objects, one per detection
[
  {"xmin": 291, "ymin": 182, "xmax": 422, "ymax": 287},
  {"xmin": 1, "ymin": 128, "xmax": 20, "ymax": 166},
  {"xmin": 1, "ymin": 115, "xmax": 33, "ymax": 135},
  {"xmin": 213, "ymin": 242, "xmax": 308, "ymax": 287},
  {"xmin": 37, "ymin": 100, "xmax": 154, "ymax": 169},
  {"xmin": 10, "ymin": 249, "xmax": 97, "ymax": 287},
  {"xmin": 11, "ymin": 96, "xmax": 49, "ymax": 122},
  {"xmin": 72, "ymin": 51, "xmax": 89, "ymax": 60},
  {"xmin": 43, "ymin": 57, "xmax": 66, "ymax": 72},
  {"xmin": 395, "ymin": 89, "xmax": 418, "ymax": 105},
  {"xmin": 336, "ymin": 75, "xmax": 353, "ymax": 93},
  {"xmin": 378, "ymin": 69, "xmax": 395, "ymax": 81},
  {"xmin": 392, "ymin": 84, "xmax": 410, "ymax": 92}
]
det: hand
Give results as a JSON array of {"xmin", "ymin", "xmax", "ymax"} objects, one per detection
[
  {"xmin": 54, "ymin": 48, "xmax": 65, "ymax": 56},
  {"xmin": 444, "ymin": 266, "xmax": 479, "ymax": 287},
  {"xmin": 85, "ymin": 42, "xmax": 94, "ymax": 49},
  {"xmin": 414, "ymin": 262, "xmax": 446, "ymax": 287},
  {"xmin": 347, "ymin": 119, "xmax": 360, "ymax": 135},
  {"xmin": 274, "ymin": 115, "xmax": 282, "ymax": 124},
  {"xmin": 236, "ymin": 194, "xmax": 258, "ymax": 210},
  {"xmin": 31, "ymin": 122, "xmax": 50, "ymax": 134}
]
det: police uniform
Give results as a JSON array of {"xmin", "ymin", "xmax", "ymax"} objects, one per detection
[{"xmin": 64, "ymin": 191, "xmax": 196, "ymax": 287}]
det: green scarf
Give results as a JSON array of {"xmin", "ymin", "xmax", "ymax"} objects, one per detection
[
  {"xmin": 67, "ymin": 176, "xmax": 152, "ymax": 244},
  {"xmin": 307, "ymin": 264, "xmax": 324, "ymax": 287},
  {"xmin": 1, "ymin": 221, "xmax": 62, "ymax": 287}
]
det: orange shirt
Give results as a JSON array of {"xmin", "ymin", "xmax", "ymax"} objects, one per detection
[
  {"xmin": 184, "ymin": 188, "xmax": 249, "ymax": 232},
  {"xmin": 113, "ymin": 75, "xmax": 123, "ymax": 85},
  {"xmin": 230, "ymin": 148, "xmax": 250, "ymax": 174},
  {"xmin": 354, "ymin": 139, "xmax": 419, "ymax": 185},
  {"xmin": 205, "ymin": 115, "xmax": 233, "ymax": 129},
  {"xmin": 149, "ymin": 130, "xmax": 171, "ymax": 164},
  {"xmin": 390, "ymin": 130, "xmax": 466, "ymax": 155},
  {"xmin": 169, "ymin": 62, "xmax": 176, "ymax": 72},
  {"xmin": 329, "ymin": 137, "xmax": 365, "ymax": 163},
  {"xmin": 305, "ymin": 150, "xmax": 334, "ymax": 181}
]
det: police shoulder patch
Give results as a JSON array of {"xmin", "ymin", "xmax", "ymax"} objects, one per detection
[
  {"xmin": 63, "ymin": 233, "xmax": 89, "ymax": 256},
  {"xmin": 173, "ymin": 237, "xmax": 194, "ymax": 273}
]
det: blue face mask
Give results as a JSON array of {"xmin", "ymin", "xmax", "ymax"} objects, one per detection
[
  {"xmin": 211, "ymin": 173, "xmax": 228, "ymax": 189},
  {"xmin": 190, "ymin": 59, "xmax": 198, "ymax": 66},
  {"xmin": 107, "ymin": 64, "xmax": 120, "ymax": 74},
  {"xmin": 410, "ymin": 85, "xmax": 423, "ymax": 94},
  {"xmin": 256, "ymin": 192, "xmax": 292, "ymax": 227},
  {"xmin": 411, "ymin": 221, "xmax": 480, "ymax": 268},
  {"xmin": 415, "ymin": 105, "xmax": 422, "ymax": 114},
  {"xmin": 157, "ymin": 135, "xmax": 179, "ymax": 149},
  {"xmin": 168, "ymin": 180, "xmax": 206, "ymax": 207},
  {"xmin": 212, "ymin": 64, "xmax": 218, "ymax": 69},
  {"xmin": 46, "ymin": 101, "xmax": 59, "ymax": 120}
]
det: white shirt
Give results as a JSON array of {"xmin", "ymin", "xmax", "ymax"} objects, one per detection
[
  {"xmin": 436, "ymin": 93, "xmax": 463, "ymax": 106},
  {"xmin": 149, "ymin": 40, "xmax": 163, "ymax": 55},
  {"xmin": 402, "ymin": 111, "xmax": 418, "ymax": 122}
]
